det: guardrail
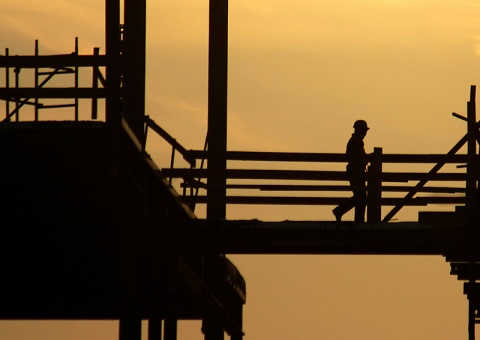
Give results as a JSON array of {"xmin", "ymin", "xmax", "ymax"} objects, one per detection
[
  {"xmin": 161, "ymin": 149, "xmax": 469, "ymax": 221},
  {"xmin": 0, "ymin": 39, "xmax": 106, "ymax": 122}
]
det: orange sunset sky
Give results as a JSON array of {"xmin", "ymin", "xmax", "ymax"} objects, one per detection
[{"xmin": 0, "ymin": 0, "xmax": 480, "ymax": 339}]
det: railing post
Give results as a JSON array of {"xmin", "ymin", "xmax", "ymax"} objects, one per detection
[
  {"xmin": 466, "ymin": 85, "xmax": 478, "ymax": 340},
  {"xmin": 5, "ymin": 48, "xmax": 9, "ymax": 120},
  {"xmin": 367, "ymin": 147, "xmax": 382, "ymax": 224},
  {"xmin": 74, "ymin": 38, "xmax": 79, "ymax": 121},
  {"xmin": 91, "ymin": 47, "xmax": 99, "ymax": 120},
  {"xmin": 34, "ymin": 40, "xmax": 39, "ymax": 121},
  {"xmin": 466, "ymin": 85, "xmax": 477, "ymax": 212}
]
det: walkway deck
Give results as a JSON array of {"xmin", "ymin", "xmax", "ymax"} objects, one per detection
[{"xmin": 192, "ymin": 219, "xmax": 467, "ymax": 255}]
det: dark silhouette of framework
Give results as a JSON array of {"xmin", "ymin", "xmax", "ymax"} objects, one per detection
[{"xmin": 0, "ymin": 1, "xmax": 479, "ymax": 340}]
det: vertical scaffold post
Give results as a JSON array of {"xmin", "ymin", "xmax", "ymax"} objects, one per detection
[
  {"xmin": 367, "ymin": 147, "xmax": 382, "ymax": 224},
  {"xmin": 92, "ymin": 47, "xmax": 100, "ymax": 120},
  {"xmin": 164, "ymin": 318, "xmax": 177, "ymax": 340},
  {"xmin": 74, "ymin": 37, "xmax": 79, "ymax": 121},
  {"xmin": 148, "ymin": 317, "xmax": 162, "ymax": 340},
  {"xmin": 5, "ymin": 48, "xmax": 9, "ymax": 120},
  {"xmin": 205, "ymin": 0, "xmax": 229, "ymax": 339},
  {"xmin": 34, "ymin": 40, "xmax": 39, "ymax": 121},
  {"xmin": 467, "ymin": 85, "xmax": 477, "ymax": 207},
  {"xmin": 122, "ymin": 0, "xmax": 147, "ymax": 140},
  {"xmin": 207, "ymin": 0, "xmax": 228, "ymax": 221},
  {"xmin": 105, "ymin": 0, "xmax": 121, "ymax": 127},
  {"xmin": 467, "ymin": 85, "xmax": 477, "ymax": 340}
]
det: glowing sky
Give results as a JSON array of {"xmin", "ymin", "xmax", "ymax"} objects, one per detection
[{"xmin": 0, "ymin": 0, "xmax": 479, "ymax": 339}]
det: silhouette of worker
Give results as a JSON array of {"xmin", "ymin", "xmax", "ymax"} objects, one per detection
[{"xmin": 333, "ymin": 120, "xmax": 369, "ymax": 224}]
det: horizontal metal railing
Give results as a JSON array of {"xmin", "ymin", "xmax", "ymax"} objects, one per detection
[
  {"xmin": 161, "ymin": 149, "xmax": 470, "ymax": 221},
  {"xmin": 0, "ymin": 39, "xmax": 106, "ymax": 122}
]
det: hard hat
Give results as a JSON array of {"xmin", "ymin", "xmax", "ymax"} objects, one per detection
[{"xmin": 353, "ymin": 120, "xmax": 369, "ymax": 130}]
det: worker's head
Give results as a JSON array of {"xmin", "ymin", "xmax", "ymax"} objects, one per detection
[{"xmin": 353, "ymin": 119, "xmax": 369, "ymax": 135}]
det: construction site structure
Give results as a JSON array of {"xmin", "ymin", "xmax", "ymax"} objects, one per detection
[{"xmin": 0, "ymin": 1, "xmax": 479, "ymax": 339}]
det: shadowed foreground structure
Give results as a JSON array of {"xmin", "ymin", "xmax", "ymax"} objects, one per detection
[{"xmin": 0, "ymin": 1, "xmax": 479, "ymax": 339}]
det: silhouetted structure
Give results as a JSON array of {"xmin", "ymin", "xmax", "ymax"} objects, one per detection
[{"xmin": 0, "ymin": 2, "xmax": 479, "ymax": 340}]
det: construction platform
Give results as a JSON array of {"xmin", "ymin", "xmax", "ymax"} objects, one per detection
[
  {"xmin": 0, "ymin": 120, "xmax": 478, "ymax": 339},
  {"xmin": 0, "ymin": 122, "xmax": 246, "ymax": 338}
]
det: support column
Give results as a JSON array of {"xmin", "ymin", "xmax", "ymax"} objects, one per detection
[
  {"xmin": 467, "ymin": 85, "xmax": 477, "ymax": 340},
  {"xmin": 123, "ymin": 0, "xmax": 147, "ymax": 140},
  {"xmin": 466, "ymin": 85, "xmax": 477, "ymax": 207},
  {"xmin": 148, "ymin": 317, "xmax": 162, "ymax": 340},
  {"xmin": 164, "ymin": 318, "xmax": 178, "ymax": 340},
  {"xmin": 207, "ymin": 0, "xmax": 228, "ymax": 221},
  {"xmin": 202, "ymin": 253, "xmax": 225, "ymax": 340},
  {"xmin": 119, "ymin": 318, "xmax": 142, "ymax": 340},
  {"xmin": 205, "ymin": 1, "xmax": 228, "ymax": 338},
  {"xmin": 105, "ymin": 0, "xmax": 121, "ymax": 127}
]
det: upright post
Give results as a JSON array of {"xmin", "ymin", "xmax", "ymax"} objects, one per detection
[
  {"xmin": 92, "ymin": 47, "xmax": 100, "ymax": 120},
  {"xmin": 74, "ymin": 37, "xmax": 79, "ymax": 121},
  {"xmin": 367, "ymin": 147, "xmax": 382, "ymax": 224},
  {"xmin": 105, "ymin": 0, "xmax": 121, "ymax": 127},
  {"xmin": 164, "ymin": 319, "xmax": 177, "ymax": 340},
  {"xmin": 119, "ymin": 319, "xmax": 142, "ymax": 340},
  {"xmin": 122, "ymin": 0, "xmax": 147, "ymax": 140},
  {"xmin": 34, "ymin": 40, "xmax": 39, "ymax": 121},
  {"xmin": 467, "ymin": 85, "xmax": 478, "ymax": 340},
  {"xmin": 148, "ymin": 317, "xmax": 162, "ymax": 340},
  {"xmin": 207, "ymin": 0, "xmax": 228, "ymax": 221},
  {"xmin": 466, "ymin": 85, "xmax": 477, "ymax": 207},
  {"xmin": 204, "ymin": 1, "xmax": 229, "ymax": 338},
  {"xmin": 5, "ymin": 48, "xmax": 9, "ymax": 120}
]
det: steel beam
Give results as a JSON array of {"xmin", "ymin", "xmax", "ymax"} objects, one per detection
[
  {"xmin": 191, "ymin": 220, "xmax": 467, "ymax": 255},
  {"xmin": 105, "ymin": 0, "xmax": 121, "ymax": 126},
  {"xmin": 122, "ymin": 0, "xmax": 147, "ymax": 140},
  {"xmin": 207, "ymin": 0, "xmax": 228, "ymax": 221}
]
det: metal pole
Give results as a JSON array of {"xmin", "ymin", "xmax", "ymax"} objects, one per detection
[
  {"xmin": 367, "ymin": 147, "xmax": 382, "ymax": 223},
  {"xmin": 105, "ymin": 0, "xmax": 121, "ymax": 127},
  {"xmin": 467, "ymin": 85, "xmax": 477, "ymax": 340},
  {"xmin": 148, "ymin": 317, "xmax": 162, "ymax": 340},
  {"xmin": 75, "ymin": 37, "xmax": 79, "ymax": 121},
  {"xmin": 207, "ymin": 0, "xmax": 228, "ymax": 221},
  {"xmin": 204, "ymin": 2, "xmax": 229, "ymax": 339},
  {"xmin": 467, "ymin": 85, "xmax": 477, "ymax": 205},
  {"xmin": 34, "ymin": 40, "xmax": 39, "ymax": 121},
  {"xmin": 123, "ymin": 0, "xmax": 147, "ymax": 140},
  {"xmin": 164, "ymin": 319, "xmax": 177, "ymax": 340}
]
